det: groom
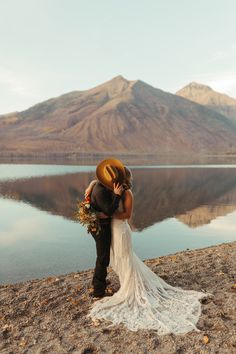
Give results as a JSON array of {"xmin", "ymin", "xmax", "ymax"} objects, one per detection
[{"xmin": 89, "ymin": 159, "xmax": 125, "ymax": 298}]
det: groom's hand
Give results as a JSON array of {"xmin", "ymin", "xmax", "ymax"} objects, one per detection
[{"xmin": 113, "ymin": 182, "xmax": 124, "ymax": 196}]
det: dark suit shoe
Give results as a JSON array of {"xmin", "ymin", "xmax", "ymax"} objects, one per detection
[
  {"xmin": 89, "ymin": 288, "xmax": 114, "ymax": 300},
  {"xmin": 89, "ymin": 280, "xmax": 111, "ymax": 294},
  {"xmin": 88, "ymin": 288, "xmax": 105, "ymax": 298}
]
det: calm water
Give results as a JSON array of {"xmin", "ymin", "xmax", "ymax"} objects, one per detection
[{"xmin": 0, "ymin": 164, "xmax": 236, "ymax": 284}]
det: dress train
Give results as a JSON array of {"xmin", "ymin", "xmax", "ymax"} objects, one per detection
[{"xmin": 88, "ymin": 219, "xmax": 212, "ymax": 333}]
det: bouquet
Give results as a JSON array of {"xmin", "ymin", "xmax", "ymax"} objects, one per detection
[{"xmin": 74, "ymin": 196, "xmax": 101, "ymax": 235}]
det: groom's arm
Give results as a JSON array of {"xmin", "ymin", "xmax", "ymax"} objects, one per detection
[{"xmin": 93, "ymin": 188, "xmax": 121, "ymax": 217}]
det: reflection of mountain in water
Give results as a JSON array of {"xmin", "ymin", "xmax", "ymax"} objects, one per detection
[
  {"xmin": 0, "ymin": 168, "xmax": 236, "ymax": 231},
  {"xmin": 176, "ymin": 205, "xmax": 236, "ymax": 228},
  {"xmin": 131, "ymin": 168, "xmax": 236, "ymax": 230},
  {"xmin": 0, "ymin": 172, "xmax": 95, "ymax": 220}
]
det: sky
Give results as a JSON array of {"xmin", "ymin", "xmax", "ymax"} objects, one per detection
[{"xmin": 0, "ymin": 0, "xmax": 236, "ymax": 114}]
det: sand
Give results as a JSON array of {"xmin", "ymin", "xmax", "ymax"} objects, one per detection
[{"xmin": 0, "ymin": 241, "xmax": 235, "ymax": 354}]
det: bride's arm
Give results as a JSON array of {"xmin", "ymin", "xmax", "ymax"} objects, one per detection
[
  {"xmin": 84, "ymin": 179, "xmax": 97, "ymax": 198},
  {"xmin": 113, "ymin": 190, "xmax": 133, "ymax": 220}
]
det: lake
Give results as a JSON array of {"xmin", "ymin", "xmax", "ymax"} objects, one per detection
[{"xmin": 0, "ymin": 163, "xmax": 236, "ymax": 284}]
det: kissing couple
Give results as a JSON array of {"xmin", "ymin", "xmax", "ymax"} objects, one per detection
[{"xmin": 84, "ymin": 158, "xmax": 212, "ymax": 334}]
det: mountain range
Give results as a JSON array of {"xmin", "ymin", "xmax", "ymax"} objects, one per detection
[{"xmin": 1, "ymin": 76, "xmax": 236, "ymax": 156}]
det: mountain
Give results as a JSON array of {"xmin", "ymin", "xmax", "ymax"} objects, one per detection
[
  {"xmin": 1, "ymin": 76, "xmax": 236, "ymax": 156},
  {"xmin": 176, "ymin": 82, "xmax": 236, "ymax": 123}
]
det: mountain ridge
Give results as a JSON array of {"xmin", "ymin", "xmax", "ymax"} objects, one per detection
[
  {"xmin": 176, "ymin": 82, "xmax": 236, "ymax": 123},
  {"xmin": 1, "ymin": 76, "xmax": 236, "ymax": 156}
]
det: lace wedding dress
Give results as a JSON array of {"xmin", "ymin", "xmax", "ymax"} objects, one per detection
[{"xmin": 88, "ymin": 219, "xmax": 212, "ymax": 334}]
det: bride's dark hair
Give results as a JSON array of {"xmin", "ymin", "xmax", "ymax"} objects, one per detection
[{"xmin": 123, "ymin": 167, "xmax": 133, "ymax": 190}]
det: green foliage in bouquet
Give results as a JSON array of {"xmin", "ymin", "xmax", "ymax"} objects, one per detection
[{"xmin": 74, "ymin": 196, "xmax": 101, "ymax": 235}]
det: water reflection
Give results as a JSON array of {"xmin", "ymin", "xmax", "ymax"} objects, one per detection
[
  {"xmin": 0, "ymin": 198, "xmax": 96, "ymax": 284},
  {"xmin": 1, "ymin": 168, "xmax": 236, "ymax": 230},
  {"xmin": 1, "ymin": 166, "xmax": 236, "ymax": 284}
]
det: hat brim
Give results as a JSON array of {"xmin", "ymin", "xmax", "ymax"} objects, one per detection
[{"xmin": 96, "ymin": 158, "xmax": 126, "ymax": 190}]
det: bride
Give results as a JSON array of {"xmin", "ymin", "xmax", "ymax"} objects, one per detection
[{"xmin": 85, "ymin": 162, "xmax": 212, "ymax": 334}]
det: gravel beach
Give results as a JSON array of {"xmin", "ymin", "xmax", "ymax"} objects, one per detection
[{"xmin": 0, "ymin": 241, "xmax": 235, "ymax": 354}]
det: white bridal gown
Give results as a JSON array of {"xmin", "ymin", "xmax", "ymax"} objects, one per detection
[{"xmin": 88, "ymin": 219, "xmax": 211, "ymax": 334}]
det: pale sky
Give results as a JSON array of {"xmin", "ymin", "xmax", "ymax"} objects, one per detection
[{"xmin": 0, "ymin": 0, "xmax": 236, "ymax": 114}]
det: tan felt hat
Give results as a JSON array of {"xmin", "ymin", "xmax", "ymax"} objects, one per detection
[{"xmin": 96, "ymin": 158, "xmax": 126, "ymax": 190}]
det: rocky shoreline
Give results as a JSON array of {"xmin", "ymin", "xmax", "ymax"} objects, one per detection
[{"xmin": 0, "ymin": 241, "xmax": 235, "ymax": 354}]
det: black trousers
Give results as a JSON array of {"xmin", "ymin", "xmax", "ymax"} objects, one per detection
[{"xmin": 90, "ymin": 219, "xmax": 112, "ymax": 296}]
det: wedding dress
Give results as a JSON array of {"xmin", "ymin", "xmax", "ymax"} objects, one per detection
[{"xmin": 88, "ymin": 218, "xmax": 211, "ymax": 334}]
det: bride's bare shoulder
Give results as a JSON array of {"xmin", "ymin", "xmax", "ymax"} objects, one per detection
[{"xmin": 124, "ymin": 189, "xmax": 133, "ymax": 198}]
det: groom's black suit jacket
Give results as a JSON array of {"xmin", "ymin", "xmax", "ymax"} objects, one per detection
[{"xmin": 90, "ymin": 181, "xmax": 121, "ymax": 217}]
